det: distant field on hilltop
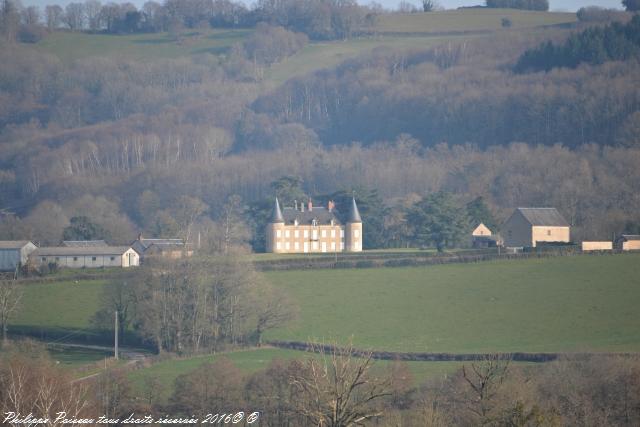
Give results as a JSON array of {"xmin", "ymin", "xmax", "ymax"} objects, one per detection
[
  {"xmin": 35, "ymin": 29, "xmax": 252, "ymax": 62},
  {"xmin": 374, "ymin": 9, "xmax": 576, "ymax": 34},
  {"xmin": 31, "ymin": 9, "xmax": 575, "ymax": 84},
  {"xmin": 265, "ymin": 254, "xmax": 640, "ymax": 354}
]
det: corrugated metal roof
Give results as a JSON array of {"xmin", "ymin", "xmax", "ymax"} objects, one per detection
[
  {"xmin": 517, "ymin": 208, "xmax": 569, "ymax": 227},
  {"xmin": 134, "ymin": 239, "xmax": 185, "ymax": 250},
  {"xmin": 63, "ymin": 240, "xmax": 108, "ymax": 247},
  {"xmin": 32, "ymin": 246, "xmax": 133, "ymax": 256},
  {"xmin": 282, "ymin": 207, "xmax": 340, "ymax": 225},
  {"xmin": 0, "ymin": 241, "xmax": 33, "ymax": 249}
]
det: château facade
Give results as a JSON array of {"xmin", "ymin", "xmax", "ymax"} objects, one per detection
[{"xmin": 266, "ymin": 197, "xmax": 363, "ymax": 253}]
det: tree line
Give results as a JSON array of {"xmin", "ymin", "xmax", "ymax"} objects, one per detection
[
  {"xmin": 515, "ymin": 15, "xmax": 640, "ymax": 72},
  {"xmin": 0, "ymin": 0, "xmax": 383, "ymax": 40}
]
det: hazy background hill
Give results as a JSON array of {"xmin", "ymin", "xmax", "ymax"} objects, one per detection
[
  {"xmin": 19, "ymin": 0, "xmax": 626, "ymax": 12},
  {"xmin": 0, "ymin": 2, "xmax": 639, "ymax": 250}
]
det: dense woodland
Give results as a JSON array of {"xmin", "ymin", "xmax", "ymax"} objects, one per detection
[{"xmin": 0, "ymin": 1, "xmax": 639, "ymax": 251}]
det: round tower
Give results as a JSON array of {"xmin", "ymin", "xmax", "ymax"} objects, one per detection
[
  {"xmin": 345, "ymin": 197, "xmax": 363, "ymax": 252},
  {"xmin": 267, "ymin": 197, "xmax": 285, "ymax": 253}
]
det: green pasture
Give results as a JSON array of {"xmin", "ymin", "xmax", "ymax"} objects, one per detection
[
  {"xmin": 374, "ymin": 9, "xmax": 576, "ymax": 34},
  {"xmin": 265, "ymin": 254, "xmax": 640, "ymax": 353},
  {"xmin": 12, "ymin": 279, "xmax": 106, "ymax": 332},
  {"xmin": 35, "ymin": 29, "xmax": 252, "ymax": 62}
]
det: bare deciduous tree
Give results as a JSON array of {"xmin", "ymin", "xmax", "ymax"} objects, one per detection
[
  {"xmin": 0, "ymin": 280, "xmax": 22, "ymax": 346},
  {"xmin": 290, "ymin": 341, "xmax": 392, "ymax": 427}
]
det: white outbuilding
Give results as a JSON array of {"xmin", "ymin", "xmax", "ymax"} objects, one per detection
[{"xmin": 30, "ymin": 246, "xmax": 139, "ymax": 269}]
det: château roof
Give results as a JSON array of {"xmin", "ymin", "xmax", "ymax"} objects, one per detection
[
  {"xmin": 271, "ymin": 197, "xmax": 284, "ymax": 223},
  {"xmin": 348, "ymin": 197, "xmax": 362, "ymax": 223},
  {"xmin": 282, "ymin": 207, "xmax": 340, "ymax": 225}
]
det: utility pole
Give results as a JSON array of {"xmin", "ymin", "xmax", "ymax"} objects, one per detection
[{"xmin": 114, "ymin": 310, "xmax": 119, "ymax": 360}]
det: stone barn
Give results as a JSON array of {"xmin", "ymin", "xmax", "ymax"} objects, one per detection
[{"xmin": 502, "ymin": 208, "xmax": 570, "ymax": 248}]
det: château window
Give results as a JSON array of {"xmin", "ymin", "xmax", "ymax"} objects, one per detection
[
  {"xmin": 304, "ymin": 230, "xmax": 309, "ymax": 238},
  {"xmin": 92, "ymin": 256, "xmax": 97, "ymax": 261},
  {"xmin": 547, "ymin": 230, "xmax": 551, "ymax": 236},
  {"xmin": 73, "ymin": 257, "xmax": 78, "ymax": 261},
  {"xmin": 331, "ymin": 229, "xmax": 336, "ymax": 238},
  {"xmin": 321, "ymin": 230, "xmax": 327, "ymax": 238},
  {"xmin": 294, "ymin": 230, "xmax": 299, "ymax": 238},
  {"xmin": 354, "ymin": 230, "xmax": 360, "ymax": 238},
  {"xmin": 276, "ymin": 230, "xmax": 282, "ymax": 238}
]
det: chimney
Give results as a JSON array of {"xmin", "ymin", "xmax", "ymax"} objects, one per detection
[
  {"xmin": 328, "ymin": 200, "xmax": 334, "ymax": 212},
  {"xmin": 294, "ymin": 200, "xmax": 298, "ymax": 210},
  {"xmin": 138, "ymin": 233, "xmax": 142, "ymax": 241},
  {"xmin": 301, "ymin": 204, "xmax": 305, "ymax": 212},
  {"xmin": 308, "ymin": 199, "xmax": 313, "ymax": 212}
]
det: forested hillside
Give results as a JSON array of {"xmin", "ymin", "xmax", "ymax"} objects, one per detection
[{"xmin": 0, "ymin": 2, "xmax": 639, "ymax": 250}]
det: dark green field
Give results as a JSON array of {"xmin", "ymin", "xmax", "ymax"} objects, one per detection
[
  {"xmin": 265, "ymin": 254, "xmax": 640, "ymax": 353},
  {"xmin": 35, "ymin": 29, "xmax": 252, "ymax": 62},
  {"xmin": 11, "ymin": 255, "xmax": 640, "ymax": 355}
]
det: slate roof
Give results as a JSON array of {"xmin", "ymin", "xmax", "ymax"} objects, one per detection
[
  {"xmin": 282, "ymin": 207, "xmax": 340, "ymax": 225},
  {"xmin": 0, "ymin": 241, "xmax": 33, "ymax": 249},
  {"xmin": 517, "ymin": 208, "xmax": 569, "ymax": 227},
  {"xmin": 271, "ymin": 197, "xmax": 284, "ymax": 223},
  {"xmin": 32, "ymin": 246, "xmax": 133, "ymax": 256},
  {"xmin": 348, "ymin": 197, "xmax": 362, "ymax": 223},
  {"xmin": 63, "ymin": 240, "xmax": 108, "ymax": 247}
]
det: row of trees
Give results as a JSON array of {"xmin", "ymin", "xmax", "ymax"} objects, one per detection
[
  {"xmin": 91, "ymin": 257, "xmax": 295, "ymax": 352},
  {"xmin": 1, "ymin": 0, "xmax": 382, "ymax": 40}
]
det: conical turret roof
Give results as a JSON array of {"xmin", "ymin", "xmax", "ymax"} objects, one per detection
[
  {"xmin": 271, "ymin": 197, "xmax": 284, "ymax": 223},
  {"xmin": 348, "ymin": 197, "xmax": 362, "ymax": 223}
]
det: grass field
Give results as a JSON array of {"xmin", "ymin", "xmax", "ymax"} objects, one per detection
[
  {"xmin": 35, "ymin": 29, "xmax": 252, "ymax": 62},
  {"xmin": 32, "ymin": 10, "xmax": 574, "ymax": 85},
  {"xmin": 265, "ymin": 254, "xmax": 640, "ymax": 353},
  {"xmin": 11, "ymin": 254, "xmax": 640, "ymax": 356},
  {"xmin": 128, "ymin": 347, "xmax": 464, "ymax": 402},
  {"xmin": 374, "ymin": 9, "xmax": 576, "ymax": 34},
  {"xmin": 12, "ymin": 279, "xmax": 106, "ymax": 332}
]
